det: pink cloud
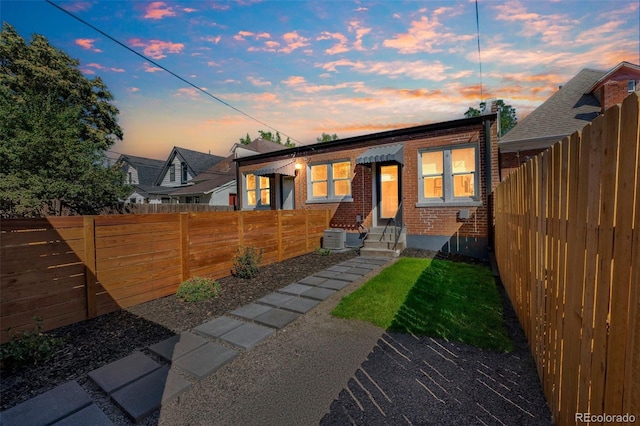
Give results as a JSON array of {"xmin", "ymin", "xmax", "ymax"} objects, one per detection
[
  {"xmin": 85, "ymin": 63, "xmax": 125, "ymax": 72},
  {"xmin": 128, "ymin": 87, "xmax": 140, "ymax": 93},
  {"xmin": 75, "ymin": 38, "xmax": 102, "ymax": 53},
  {"xmin": 143, "ymin": 62, "xmax": 163, "ymax": 73},
  {"xmin": 280, "ymin": 31, "xmax": 309, "ymax": 53},
  {"xmin": 383, "ymin": 14, "xmax": 473, "ymax": 54},
  {"xmin": 144, "ymin": 2, "xmax": 176, "ymax": 20},
  {"xmin": 129, "ymin": 38, "xmax": 184, "ymax": 59},
  {"xmin": 175, "ymin": 88, "xmax": 200, "ymax": 99},
  {"xmin": 64, "ymin": 2, "xmax": 92, "ymax": 12},
  {"xmin": 202, "ymin": 35, "xmax": 221, "ymax": 44},
  {"xmin": 234, "ymin": 31, "xmax": 271, "ymax": 41},
  {"xmin": 317, "ymin": 32, "xmax": 349, "ymax": 55},
  {"xmin": 247, "ymin": 76, "xmax": 271, "ymax": 87}
]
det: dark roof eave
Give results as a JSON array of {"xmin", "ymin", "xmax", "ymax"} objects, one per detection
[{"xmin": 234, "ymin": 114, "xmax": 497, "ymax": 164}]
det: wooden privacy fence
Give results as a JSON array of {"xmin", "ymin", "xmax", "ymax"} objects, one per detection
[
  {"xmin": 126, "ymin": 204, "xmax": 234, "ymax": 214},
  {"xmin": 1, "ymin": 209, "xmax": 330, "ymax": 343},
  {"xmin": 494, "ymin": 92, "xmax": 639, "ymax": 424}
]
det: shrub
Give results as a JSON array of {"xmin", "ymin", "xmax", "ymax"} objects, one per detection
[
  {"xmin": 233, "ymin": 245, "xmax": 263, "ymax": 279},
  {"xmin": 316, "ymin": 247, "xmax": 331, "ymax": 256},
  {"xmin": 176, "ymin": 277, "xmax": 221, "ymax": 302},
  {"xmin": 1, "ymin": 317, "xmax": 63, "ymax": 371}
]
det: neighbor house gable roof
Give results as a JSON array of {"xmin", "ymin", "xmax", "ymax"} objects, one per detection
[
  {"xmin": 587, "ymin": 61, "xmax": 640, "ymax": 93},
  {"xmin": 119, "ymin": 154, "xmax": 164, "ymax": 185},
  {"xmin": 169, "ymin": 171, "xmax": 235, "ymax": 195},
  {"xmin": 498, "ymin": 68, "xmax": 606, "ymax": 152},
  {"xmin": 154, "ymin": 146, "xmax": 225, "ymax": 185}
]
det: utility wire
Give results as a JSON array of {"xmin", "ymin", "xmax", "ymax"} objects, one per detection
[
  {"xmin": 45, "ymin": 0, "xmax": 303, "ymax": 146},
  {"xmin": 475, "ymin": 0, "xmax": 484, "ymax": 103}
]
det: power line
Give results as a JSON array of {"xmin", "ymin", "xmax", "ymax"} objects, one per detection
[
  {"xmin": 45, "ymin": 0, "xmax": 303, "ymax": 146},
  {"xmin": 475, "ymin": 0, "xmax": 484, "ymax": 102}
]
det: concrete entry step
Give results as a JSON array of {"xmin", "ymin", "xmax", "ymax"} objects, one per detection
[
  {"xmin": 110, "ymin": 366, "xmax": 191, "ymax": 423},
  {"xmin": 0, "ymin": 380, "xmax": 92, "ymax": 426},
  {"xmin": 172, "ymin": 342, "xmax": 238, "ymax": 380},
  {"xmin": 148, "ymin": 332, "xmax": 207, "ymax": 362},
  {"xmin": 88, "ymin": 351, "xmax": 161, "ymax": 395}
]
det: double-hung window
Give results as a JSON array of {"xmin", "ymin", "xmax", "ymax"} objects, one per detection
[
  {"xmin": 169, "ymin": 165, "xmax": 176, "ymax": 182},
  {"xmin": 308, "ymin": 160, "xmax": 352, "ymax": 202},
  {"xmin": 418, "ymin": 145, "xmax": 479, "ymax": 205},
  {"xmin": 245, "ymin": 173, "xmax": 270, "ymax": 208}
]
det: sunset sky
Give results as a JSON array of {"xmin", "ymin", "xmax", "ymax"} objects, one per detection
[{"xmin": 3, "ymin": 0, "xmax": 639, "ymax": 160}]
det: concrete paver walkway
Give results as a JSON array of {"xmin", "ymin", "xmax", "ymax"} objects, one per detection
[{"xmin": 0, "ymin": 255, "xmax": 391, "ymax": 425}]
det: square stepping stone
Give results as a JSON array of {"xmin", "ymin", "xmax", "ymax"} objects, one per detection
[
  {"xmin": 279, "ymin": 283, "xmax": 313, "ymax": 296},
  {"xmin": 148, "ymin": 332, "xmax": 207, "ymax": 362},
  {"xmin": 173, "ymin": 342, "xmax": 238, "ymax": 380},
  {"xmin": 280, "ymin": 297, "xmax": 320, "ymax": 314},
  {"xmin": 349, "ymin": 262, "xmax": 378, "ymax": 269},
  {"xmin": 219, "ymin": 322, "xmax": 274, "ymax": 350},
  {"xmin": 194, "ymin": 316, "xmax": 244, "ymax": 339},
  {"xmin": 359, "ymin": 257, "xmax": 389, "ymax": 265},
  {"xmin": 111, "ymin": 366, "xmax": 191, "ymax": 422},
  {"xmin": 256, "ymin": 292, "xmax": 294, "ymax": 308},
  {"xmin": 52, "ymin": 404, "xmax": 113, "ymax": 426},
  {"xmin": 231, "ymin": 303, "xmax": 273, "ymax": 320},
  {"xmin": 298, "ymin": 276, "xmax": 327, "ymax": 286},
  {"xmin": 254, "ymin": 309, "xmax": 300, "ymax": 329},
  {"xmin": 327, "ymin": 265, "xmax": 352, "ymax": 273},
  {"xmin": 88, "ymin": 351, "xmax": 160, "ymax": 394},
  {"xmin": 313, "ymin": 270, "xmax": 342, "ymax": 279},
  {"xmin": 301, "ymin": 287, "xmax": 336, "ymax": 301},
  {"xmin": 0, "ymin": 381, "xmax": 92, "ymax": 426},
  {"xmin": 332, "ymin": 273, "xmax": 362, "ymax": 282},
  {"xmin": 345, "ymin": 267, "xmax": 371, "ymax": 276},
  {"xmin": 318, "ymin": 279, "xmax": 351, "ymax": 291}
]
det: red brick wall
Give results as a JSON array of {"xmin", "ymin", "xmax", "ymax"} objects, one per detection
[
  {"xmin": 600, "ymin": 80, "xmax": 632, "ymax": 113},
  {"xmin": 500, "ymin": 149, "xmax": 546, "ymax": 180},
  {"xmin": 239, "ymin": 118, "xmax": 498, "ymax": 251}
]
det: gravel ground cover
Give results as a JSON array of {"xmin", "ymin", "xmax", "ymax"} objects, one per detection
[{"xmin": 0, "ymin": 250, "xmax": 356, "ymax": 411}]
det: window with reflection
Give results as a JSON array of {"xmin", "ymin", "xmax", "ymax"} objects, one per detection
[
  {"xmin": 308, "ymin": 160, "xmax": 351, "ymax": 201},
  {"xmin": 419, "ymin": 145, "xmax": 478, "ymax": 203},
  {"xmin": 245, "ymin": 173, "xmax": 270, "ymax": 208}
]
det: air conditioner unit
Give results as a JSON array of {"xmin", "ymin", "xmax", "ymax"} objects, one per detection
[{"xmin": 323, "ymin": 229, "xmax": 346, "ymax": 250}]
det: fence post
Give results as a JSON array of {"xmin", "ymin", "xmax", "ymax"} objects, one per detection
[
  {"xmin": 83, "ymin": 216, "xmax": 97, "ymax": 319},
  {"xmin": 180, "ymin": 212, "xmax": 190, "ymax": 281},
  {"xmin": 277, "ymin": 210, "xmax": 283, "ymax": 262}
]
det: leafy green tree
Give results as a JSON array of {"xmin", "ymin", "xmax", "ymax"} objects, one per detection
[
  {"xmin": 255, "ymin": 130, "xmax": 295, "ymax": 147},
  {"xmin": 316, "ymin": 132, "xmax": 339, "ymax": 143},
  {"xmin": 464, "ymin": 99, "xmax": 517, "ymax": 136},
  {"xmin": 239, "ymin": 133, "xmax": 252, "ymax": 145},
  {"xmin": 0, "ymin": 24, "xmax": 129, "ymax": 217}
]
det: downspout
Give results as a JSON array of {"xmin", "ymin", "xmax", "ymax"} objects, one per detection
[
  {"xmin": 484, "ymin": 118, "xmax": 493, "ymax": 250},
  {"xmin": 235, "ymin": 160, "xmax": 240, "ymax": 211}
]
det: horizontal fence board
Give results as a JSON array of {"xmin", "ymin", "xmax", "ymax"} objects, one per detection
[
  {"xmin": 494, "ymin": 93, "xmax": 639, "ymax": 425},
  {"xmin": 1, "ymin": 209, "xmax": 330, "ymax": 342}
]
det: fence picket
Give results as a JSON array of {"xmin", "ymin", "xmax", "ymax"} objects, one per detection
[{"xmin": 494, "ymin": 92, "xmax": 640, "ymax": 425}]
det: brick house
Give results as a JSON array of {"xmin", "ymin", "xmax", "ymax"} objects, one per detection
[
  {"xmin": 235, "ymin": 113, "xmax": 498, "ymax": 259},
  {"xmin": 499, "ymin": 61, "xmax": 640, "ymax": 178}
]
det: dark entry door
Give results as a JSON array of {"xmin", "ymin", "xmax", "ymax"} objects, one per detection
[{"xmin": 377, "ymin": 164, "xmax": 401, "ymax": 221}]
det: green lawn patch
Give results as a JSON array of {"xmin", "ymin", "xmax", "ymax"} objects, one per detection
[{"xmin": 332, "ymin": 258, "xmax": 513, "ymax": 352}]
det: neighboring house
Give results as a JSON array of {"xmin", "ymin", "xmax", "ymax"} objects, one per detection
[
  {"xmin": 170, "ymin": 138, "xmax": 286, "ymax": 207},
  {"xmin": 155, "ymin": 146, "xmax": 225, "ymax": 188},
  {"xmin": 499, "ymin": 61, "xmax": 640, "ymax": 177},
  {"xmin": 118, "ymin": 154, "xmax": 168, "ymax": 204},
  {"xmin": 235, "ymin": 114, "xmax": 499, "ymax": 259}
]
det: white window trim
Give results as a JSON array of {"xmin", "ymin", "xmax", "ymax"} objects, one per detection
[
  {"xmin": 243, "ymin": 173, "xmax": 271, "ymax": 210},
  {"xmin": 416, "ymin": 144, "xmax": 482, "ymax": 207},
  {"xmin": 306, "ymin": 159, "xmax": 353, "ymax": 203}
]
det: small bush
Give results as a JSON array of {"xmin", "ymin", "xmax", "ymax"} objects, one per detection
[
  {"xmin": 1, "ymin": 317, "xmax": 63, "ymax": 371},
  {"xmin": 233, "ymin": 245, "xmax": 263, "ymax": 279},
  {"xmin": 316, "ymin": 247, "xmax": 331, "ymax": 256},
  {"xmin": 176, "ymin": 277, "xmax": 221, "ymax": 302}
]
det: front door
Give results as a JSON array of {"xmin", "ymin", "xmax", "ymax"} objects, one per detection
[{"xmin": 377, "ymin": 164, "xmax": 401, "ymax": 222}]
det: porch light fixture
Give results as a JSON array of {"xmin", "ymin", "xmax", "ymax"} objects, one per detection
[{"xmin": 295, "ymin": 162, "xmax": 302, "ymax": 170}]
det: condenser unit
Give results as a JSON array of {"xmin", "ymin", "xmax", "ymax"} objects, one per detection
[{"xmin": 323, "ymin": 229, "xmax": 346, "ymax": 250}]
